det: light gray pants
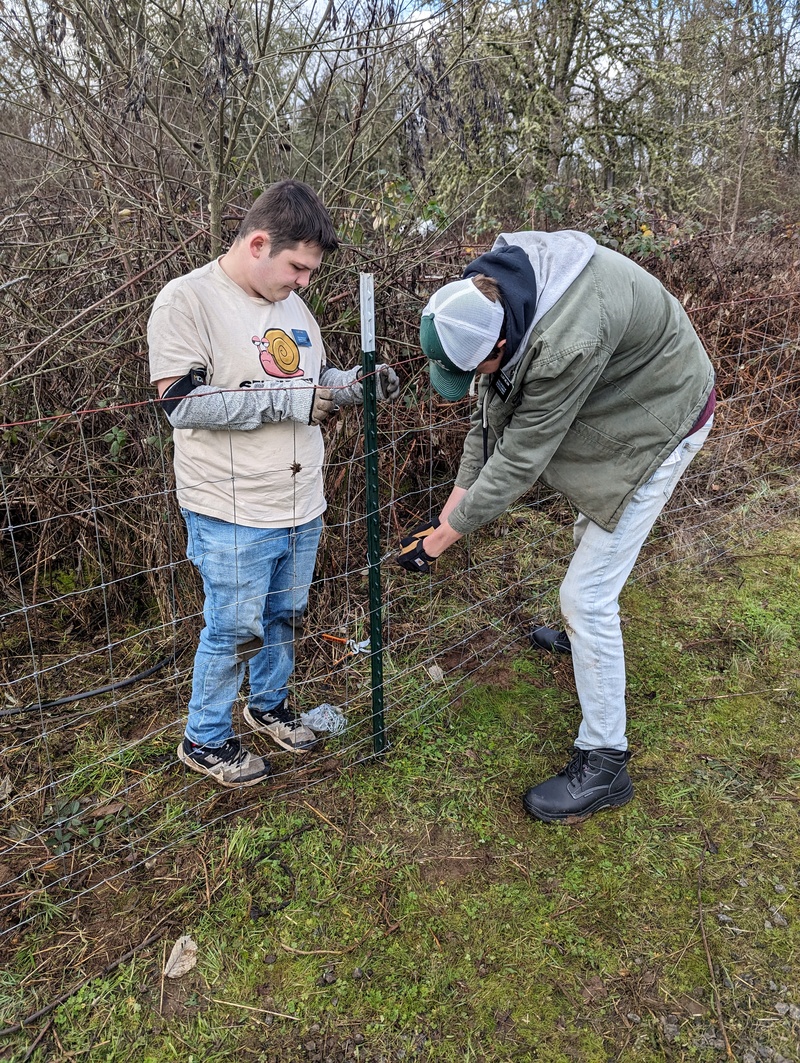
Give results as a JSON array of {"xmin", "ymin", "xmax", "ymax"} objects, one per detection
[{"xmin": 560, "ymin": 420, "xmax": 713, "ymax": 750}]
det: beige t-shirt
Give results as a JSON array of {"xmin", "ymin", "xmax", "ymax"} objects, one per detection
[{"xmin": 148, "ymin": 259, "xmax": 326, "ymax": 528}]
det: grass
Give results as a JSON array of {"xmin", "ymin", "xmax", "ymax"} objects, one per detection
[{"xmin": 1, "ymin": 517, "xmax": 799, "ymax": 1062}]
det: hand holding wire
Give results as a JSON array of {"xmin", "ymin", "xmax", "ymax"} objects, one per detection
[
  {"xmin": 399, "ymin": 517, "xmax": 440, "ymax": 548},
  {"xmin": 396, "ymin": 537, "xmax": 436, "ymax": 574},
  {"xmin": 396, "ymin": 518, "xmax": 440, "ymax": 574}
]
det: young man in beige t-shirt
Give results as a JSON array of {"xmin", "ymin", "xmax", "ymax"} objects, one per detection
[{"xmin": 149, "ymin": 180, "xmax": 398, "ymax": 787}]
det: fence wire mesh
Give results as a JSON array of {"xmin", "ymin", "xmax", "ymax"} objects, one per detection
[{"xmin": 1, "ymin": 252, "xmax": 799, "ymax": 999}]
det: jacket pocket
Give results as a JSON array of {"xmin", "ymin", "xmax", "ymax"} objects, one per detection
[
  {"xmin": 568, "ymin": 418, "xmax": 636, "ymax": 457},
  {"xmin": 485, "ymin": 392, "xmax": 515, "ymax": 435}
]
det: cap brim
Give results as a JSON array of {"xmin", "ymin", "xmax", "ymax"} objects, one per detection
[{"xmin": 428, "ymin": 359, "xmax": 475, "ymax": 401}]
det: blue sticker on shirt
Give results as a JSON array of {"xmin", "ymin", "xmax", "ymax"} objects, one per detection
[{"xmin": 292, "ymin": 329, "xmax": 312, "ymax": 347}]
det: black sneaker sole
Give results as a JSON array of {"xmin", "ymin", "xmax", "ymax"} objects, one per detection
[
  {"xmin": 522, "ymin": 783, "xmax": 634, "ymax": 824},
  {"xmin": 177, "ymin": 743, "xmax": 271, "ymax": 787}
]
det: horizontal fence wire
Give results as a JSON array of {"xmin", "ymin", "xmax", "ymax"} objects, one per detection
[{"xmin": 0, "ymin": 281, "xmax": 798, "ymax": 1004}]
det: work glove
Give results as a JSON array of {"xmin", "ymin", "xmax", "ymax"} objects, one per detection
[
  {"xmin": 308, "ymin": 386, "xmax": 338, "ymax": 425},
  {"xmin": 373, "ymin": 364, "xmax": 401, "ymax": 401},
  {"xmin": 399, "ymin": 517, "xmax": 440, "ymax": 549},
  {"xmin": 396, "ymin": 536, "xmax": 436, "ymax": 574},
  {"xmin": 319, "ymin": 364, "xmax": 400, "ymax": 405}
]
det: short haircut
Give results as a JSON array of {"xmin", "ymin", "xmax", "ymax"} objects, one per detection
[
  {"xmin": 470, "ymin": 274, "xmax": 506, "ymax": 341},
  {"xmin": 470, "ymin": 274, "xmax": 501, "ymax": 302},
  {"xmin": 236, "ymin": 179, "xmax": 339, "ymax": 255}
]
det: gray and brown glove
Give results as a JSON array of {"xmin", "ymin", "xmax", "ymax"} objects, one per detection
[
  {"xmin": 319, "ymin": 364, "xmax": 400, "ymax": 405},
  {"xmin": 308, "ymin": 387, "xmax": 337, "ymax": 425}
]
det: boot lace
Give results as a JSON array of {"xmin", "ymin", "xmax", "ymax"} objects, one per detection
[{"xmin": 564, "ymin": 748, "xmax": 592, "ymax": 782}]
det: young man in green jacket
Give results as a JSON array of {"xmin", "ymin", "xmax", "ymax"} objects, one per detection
[{"xmin": 399, "ymin": 231, "xmax": 715, "ymax": 823}]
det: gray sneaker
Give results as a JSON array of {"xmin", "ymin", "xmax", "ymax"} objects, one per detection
[
  {"xmin": 178, "ymin": 737, "xmax": 271, "ymax": 787},
  {"xmin": 243, "ymin": 700, "xmax": 319, "ymax": 752}
]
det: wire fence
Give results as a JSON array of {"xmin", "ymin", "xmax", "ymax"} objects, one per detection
[{"xmin": 1, "ymin": 274, "xmax": 799, "ymax": 996}]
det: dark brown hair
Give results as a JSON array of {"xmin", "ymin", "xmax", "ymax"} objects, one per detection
[
  {"xmin": 471, "ymin": 274, "xmax": 507, "ymax": 344},
  {"xmin": 471, "ymin": 274, "xmax": 501, "ymax": 302},
  {"xmin": 236, "ymin": 179, "xmax": 339, "ymax": 255}
]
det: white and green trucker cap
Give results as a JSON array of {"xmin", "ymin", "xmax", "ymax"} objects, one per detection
[{"xmin": 420, "ymin": 279, "xmax": 505, "ymax": 400}]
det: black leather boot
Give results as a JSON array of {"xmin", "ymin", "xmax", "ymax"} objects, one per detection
[
  {"xmin": 529, "ymin": 625, "xmax": 572, "ymax": 655},
  {"xmin": 523, "ymin": 748, "xmax": 633, "ymax": 824}
]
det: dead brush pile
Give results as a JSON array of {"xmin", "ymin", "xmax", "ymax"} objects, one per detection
[{"xmin": 649, "ymin": 227, "xmax": 800, "ymax": 460}]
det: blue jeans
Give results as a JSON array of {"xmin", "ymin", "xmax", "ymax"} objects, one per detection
[
  {"xmin": 559, "ymin": 420, "xmax": 713, "ymax": 751},
  {"xmin": 182, "ymin": 511, "xmax": 322, "ymax": 749}
]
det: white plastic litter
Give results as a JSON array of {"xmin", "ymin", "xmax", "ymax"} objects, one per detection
[{"xmin": 300, "ymin": 703, "xmax": 347, "ymax": 734}]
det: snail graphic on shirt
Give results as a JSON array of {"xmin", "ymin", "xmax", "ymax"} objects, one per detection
[{"xmin": 251, "ymin": 329, "xmax": 304, "ymax": 378}]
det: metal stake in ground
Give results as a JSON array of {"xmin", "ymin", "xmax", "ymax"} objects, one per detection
[{"xmin": 360, "ymin": 273, "xmax": 386, "ymax": 754}]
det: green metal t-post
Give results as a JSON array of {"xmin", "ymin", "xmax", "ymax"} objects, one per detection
[{"xmin": 360, "ymin": 274, "xmax": 386, "ymax": 754}]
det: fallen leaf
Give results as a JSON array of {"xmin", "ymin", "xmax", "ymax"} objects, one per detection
[
  {"xmin": 90, "ymin": 801, "xmax": 125, "ymax": 818},
  {"xmin": 164, "ymin": 935, "xmax": 198, "ymax": 979}
]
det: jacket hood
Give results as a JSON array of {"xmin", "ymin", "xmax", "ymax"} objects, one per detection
[{"xmin": 491, "ymin": 231, "xmax": 597, "ymax": 371}]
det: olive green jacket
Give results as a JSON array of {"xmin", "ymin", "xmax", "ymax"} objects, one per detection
[{"xmin": 449, "ymin": 244, "xmax": 715, "ymax": 534}]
